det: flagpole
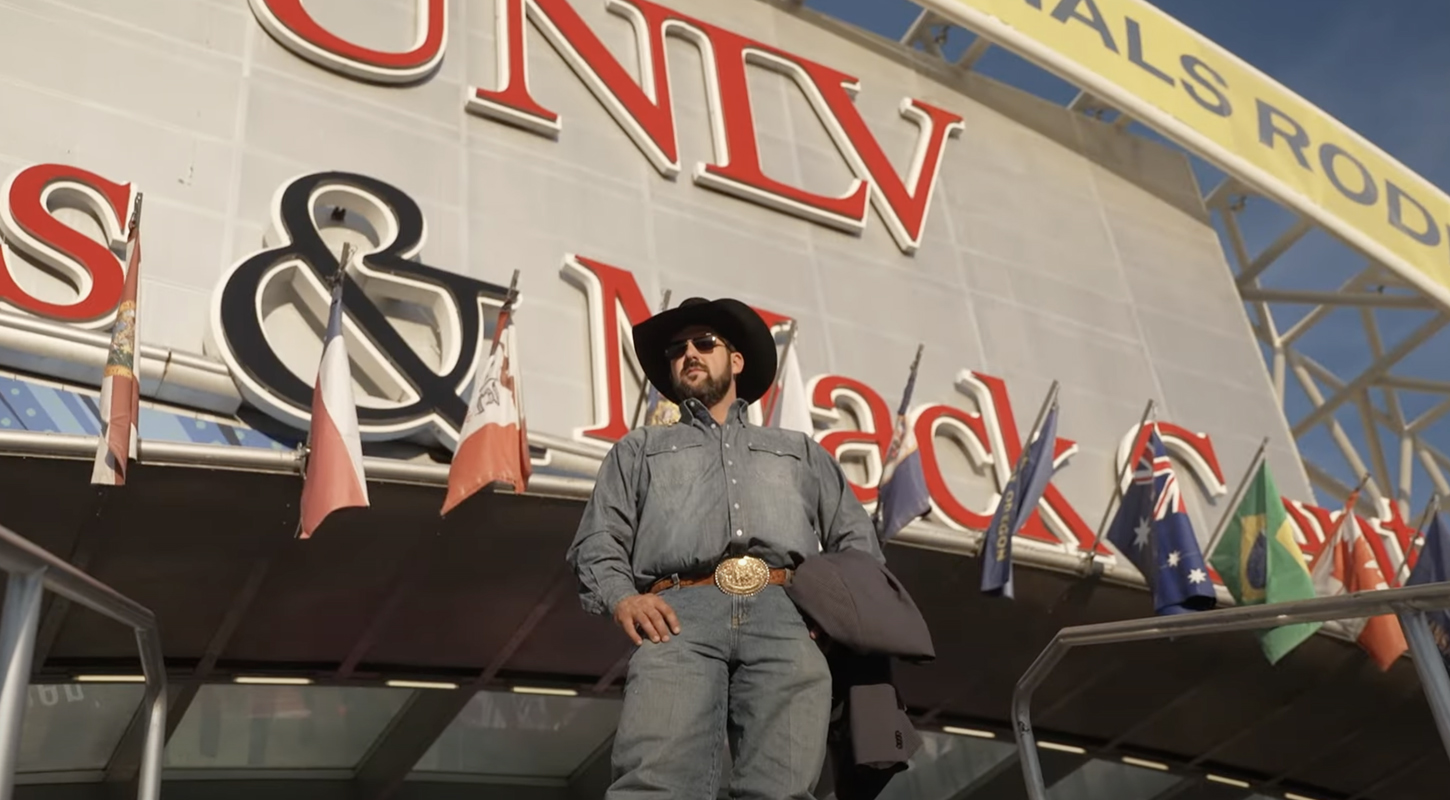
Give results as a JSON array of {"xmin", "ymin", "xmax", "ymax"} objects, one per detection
[
  {"xmin": 873, "ymin": 344, "xmax": 925, "ymax": 531},
  {"xmin": 983, "ymin": 379, "xmax": 1058, "ymax": 561},
  {"xmin": 295, "ymin": 243, "xmax": 355, "ymax": 537},
  {"xmin": 761, "ymin": 319, "xmax": 799, "ymax": 425},
  {"xmin": 1396, "ymin": 493, "xmax": 1443, "ymax": 585},
  {"xmin": 488, "ymin": 269, "xmax": 521, "ymax": 358},
  {"xmin": 1203, "ymin": 436, "xmax": 1270, "ymax": 560},
  {"xmin": 631, "ymin": 289, "xmax": 672, "ymax": 429},
  {"xmin": 1081, "ymin": 399, "xmax": 1156, "ymax": 571}
]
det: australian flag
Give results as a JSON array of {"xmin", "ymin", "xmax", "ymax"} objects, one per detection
[
  {"xmin": 1105, "ymin": 427, "xmax": 1216, "ymax": 615},
  {"xmin": 876, "ymin": 349, "xmax": 930, "ymax": 544},
  {"xmin": 981, "ymin": 403, "xmax": 1059, "ymax": 599},
  {"xmin": 1406, "ymin": 514, "xmax": 1450, "ymax": 671}
]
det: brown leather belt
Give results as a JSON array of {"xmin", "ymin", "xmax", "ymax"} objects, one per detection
[{"xmin": 648, "ymin": 555, "xmax": 791, "ymax": 597}]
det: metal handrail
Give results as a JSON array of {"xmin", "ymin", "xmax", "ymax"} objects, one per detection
[
  {"xmin": 0, "ymin": 524, "xmax": 165, "ymax": 800},
  {"xmin": 1012, "ymin": 582, "xmax": 1450, "ymax": 800}
]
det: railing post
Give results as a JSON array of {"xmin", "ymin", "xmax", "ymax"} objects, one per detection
[
  {"xmin": 1397, "ymin": 609, "xmax": 1450, "ymax": 761},
  {"xmin": 134, "ymin": 627, "xmax": 168, "ymax": 800},
  {"xmin": 0, "ymin": 568, "xmax": 46, "ymax": 800}
]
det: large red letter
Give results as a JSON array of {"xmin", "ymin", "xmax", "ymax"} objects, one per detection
[
  {"xmin": 956, "ymin": 371, "xmax": 1102, "ymax": 551},
  {"xmin": 0, "ymin": 164, "xmax": 131, "ymax": 325},
  {"xmin": 913, "ymin": 404, "xmax": 995, "ymax": 531},
  {"xmin": 471, "ymin": 0, "xmax": 682, "ymax": 173},
  {"xmin": 249, "ymin": 0, "xmax": 447, "ymax": 84},
  {"xmin": 562, "ymin": 254, "xmax": 654, "ymax": 443},
  {"xmin": 810, "ymin": 375, "xmax": 892, "ymax": 503}
]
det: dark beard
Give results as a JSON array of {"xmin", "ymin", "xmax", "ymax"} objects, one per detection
[{"xmin": 672, "ymin": 363, "xmax": 732, "ymax": 408}]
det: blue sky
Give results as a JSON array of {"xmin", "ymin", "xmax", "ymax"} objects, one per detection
[{"xmin": 805, "ymin": 0, "xmax": 1450, "ymax": 509}]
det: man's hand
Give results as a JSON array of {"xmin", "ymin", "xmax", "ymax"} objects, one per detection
[{"xmin": 613, "ymin": 593, "xmax": 682, "ymax": 645}]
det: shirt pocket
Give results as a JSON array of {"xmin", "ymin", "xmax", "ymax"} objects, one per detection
[
  {"xmin": 643, "ymin": 439, "xmax": 707, "ymax": 492},
  {"xmin": 745, "ymin": 438, "xmax": 805, "ymax": 487}
]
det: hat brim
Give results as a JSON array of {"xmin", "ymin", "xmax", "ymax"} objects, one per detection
[{"xmin": 632, "ymin": 298, "xmax": 778, "ymax": 404}]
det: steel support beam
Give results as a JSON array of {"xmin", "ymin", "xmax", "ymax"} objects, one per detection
[{"xmin": 1238, "ymin": 288, "xmax": 1435, "ymax": 309}]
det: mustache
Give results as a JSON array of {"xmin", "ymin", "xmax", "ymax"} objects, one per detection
[{"xmin": 682, "ymin": 358, "xmax": 706, "ymax": 373}]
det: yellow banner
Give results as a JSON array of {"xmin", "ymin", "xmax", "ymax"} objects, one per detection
[{"xmin": 920, "ymin": 0, "xmax": 1450, "ymax": 304}]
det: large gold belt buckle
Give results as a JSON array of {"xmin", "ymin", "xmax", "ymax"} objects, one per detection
[{"xmin": 714, "ymin": 555, "xmax": 770, "ymax": 596}]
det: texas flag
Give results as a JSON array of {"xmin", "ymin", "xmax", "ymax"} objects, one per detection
[
  {"xmin": 91, "ymin": 196, "xmax": 143, "ymax": 486},
  {"xmin": 298, "ymin": 273, "xmax": 369, "ymax": 539},
  {"xmin": 442, "ymin": 295, "xmax": 530, "ymax": 515},
  {"xmin": 767, "ymin": 343, "xmax": 813, "ymax": 436},
  {"xmin": 1311, "ymin": 492, "xmax": 1408, "ymax": 670}
]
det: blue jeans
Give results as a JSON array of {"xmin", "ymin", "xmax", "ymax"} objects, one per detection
[{"xmin": 607, "ymin": 585, "xmax": 831, "ymax": 799}]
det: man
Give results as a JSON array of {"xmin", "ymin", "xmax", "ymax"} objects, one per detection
[{"xmin": 566, "ymin": 297, "xmax": 885, "ymax": 799}]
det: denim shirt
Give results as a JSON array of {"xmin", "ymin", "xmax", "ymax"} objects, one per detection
[{"xmin": 565, "ymin": 397, "xmax": 885, "ymax": 615}]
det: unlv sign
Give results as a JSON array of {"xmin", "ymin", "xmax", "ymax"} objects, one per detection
[{"xmin": 248, "ymin": 0, "xmax": 963, "ymax": 253}]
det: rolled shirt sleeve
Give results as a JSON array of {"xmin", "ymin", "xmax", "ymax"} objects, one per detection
[
  {"xmin": 807, "ymin": 438, "xmax": 886, "ymax": 563},
  {"xmin": 566, "ymin": 432, "xmax": 646, "ymax": 616}
]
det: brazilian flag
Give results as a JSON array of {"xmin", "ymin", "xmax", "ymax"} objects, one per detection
[{"xmin": 1209, "ymin": 461, "xmax": 1321, "ymax": 664}]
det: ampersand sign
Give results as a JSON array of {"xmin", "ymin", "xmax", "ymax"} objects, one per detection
[{"xmin": 210, "ymin": 171, "xmax": 510, "ymax": 446}]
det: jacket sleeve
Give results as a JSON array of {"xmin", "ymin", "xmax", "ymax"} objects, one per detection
[
  {"xmin": 566, "ymin": 433, "xmax": 645, "ymax": 615},
  {"xmin": 807, "ymin": 437, "xmax": 886, "ymax": 563}
]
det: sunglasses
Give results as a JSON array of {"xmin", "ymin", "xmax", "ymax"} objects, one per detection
[{"xmin": 665, "ymin": 334, "xmax": 725, "ymax": 361}]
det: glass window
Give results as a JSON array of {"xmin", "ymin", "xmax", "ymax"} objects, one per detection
[
  {"xmin": 165, "ymin": 685, "xmax": 412, "ymax": 771},
  {"xmin": 18, "ymin": 683, "xmax": 144, "ymax": 773},
  {"xmin": 873, "ymin": 731, "xmax": 1017, "ymax": 800},
  {"xmin": 1050, "ymin": 759, "xmax": 1181, "ymax": 800},
  {"xmin": 412, "ymin": 691, "xmax": 620, "ymax": 779}
]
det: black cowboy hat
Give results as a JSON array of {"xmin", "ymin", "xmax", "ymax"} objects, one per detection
[{"xmin": 632, "ymin": 297, "xmax": 777, "ymax": 404}]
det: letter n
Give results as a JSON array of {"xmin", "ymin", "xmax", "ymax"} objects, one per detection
[{"xmin": 249, "ymin": 0, "xmax": 448, "ymax": 84}]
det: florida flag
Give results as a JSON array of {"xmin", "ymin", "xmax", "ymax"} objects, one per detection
[
  {"xmin": 298, "ymin": 275, "xmax": 369, "ymax": 539},
  {"xmin": 91, "ymin": 196, "xmax": 143, "ymax": 486},
  {"xmin": 442, "ymin": 296, "xmax": 530, "ymax": 515},
  {"xmin": 1311, "ymin": 493, "xmax": 1408, "ymax": 670}
]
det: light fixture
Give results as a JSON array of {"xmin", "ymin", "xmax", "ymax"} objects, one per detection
[
  {"xmin": 1284, "ymin": 793, "xmax": 1320, "ymax": 800},
  {"xmin": 234, "ymin": 676, "xmax": 314, "ymax": 686},
  {"xmin": 1036, "ymin": 741, "xmax": 1087, "ymax": 754},
  {"xmin": 1206, "ymin": 774, "xmax": 1251, "ymax": 789},
  {"xmin": 1121, "ymin": 756, "xmax": 1169, "ymax": 771},
  {"xmin": 386, "ymin": 680, "xmax": 459, "ymax": 690},
  {"xmin": 512, "ymin": 686, "xmax": 578, "ymax": 697},
  {"xmin": 74, "ymin": 675, "xmax": 146, "ymax": 683},
  {"xmin": 942, "ymin": 726, "xmax": 997, "ymax": 739}
]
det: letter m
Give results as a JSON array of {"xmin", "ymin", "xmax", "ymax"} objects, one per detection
[{"xmin": 562, "ymin": 255, "xmax": 655, "ymax": 443}]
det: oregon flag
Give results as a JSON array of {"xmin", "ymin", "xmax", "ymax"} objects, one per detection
[{"xmin": 1209, "ymin": 461, "xmax": 1321, "ymax": 664}]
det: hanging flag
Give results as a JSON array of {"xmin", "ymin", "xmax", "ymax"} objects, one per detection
[
  {"xmin": 1105, "ymin": 426, "xmax": 1217, "ymax": 615},
  {"xmin": 768, "ymin": 343, "xmax": 813, "ymax": 435},
  {"xmin": 875, "ymin": 345, "xmax": 929, "ymax": 545},
  {"xmin": 1208, "ymin": 461, "xmax": 1319, "ymax": 663},
  {"xmin": 1311, "ymin": 493, "xmax": 1407, "ymax": 670},
  {"xmin": 442, "ymin": 285, "xmax": 531, "ymax": 515},
  {"xmin": 1405, "ymin": 514, "xmax": 1450, "ymax": 671},
  {"xmin": 981, "ymin": 392, "xmax": 1059, "ymax": 599},
  {"xmin": 298, "ymin": 256, "xmax": 369, "ymax": 539},
  {"xmin": 92, "ymin": 194, "xmax": 144, "ymax": 486}
]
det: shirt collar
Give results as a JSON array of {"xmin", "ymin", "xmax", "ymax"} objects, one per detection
[{"xmin": 679, "ymin": 397, "xmax": 751, "ymax": 429}]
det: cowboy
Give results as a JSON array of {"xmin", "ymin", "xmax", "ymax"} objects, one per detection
[{"xmin": 566, "ymin": 297, "xmax": 884, "ymax": 798}]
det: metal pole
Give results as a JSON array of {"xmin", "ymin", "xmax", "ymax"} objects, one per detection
[
  {"xmin": 134, "ymin": 626, "xmax": 168, "ymax": 800},
  {"xmin": 0, "ymin": 568, "xmax": 45, "ymax": 800},
  {"xmin": 1396, "ymin": 494, "xmax": 1441, "ymax": 585},
  {"xmin": 1397, "ymin": 609, "xmax": 1450, "ymax": 762},
  {"xmin": 1203, "ymin": 437, "xmax": 1270, "ymax": 560},
  {"xmin": 1084, "ymin": 399, "xmax": 1155, "ymax": 566}
]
